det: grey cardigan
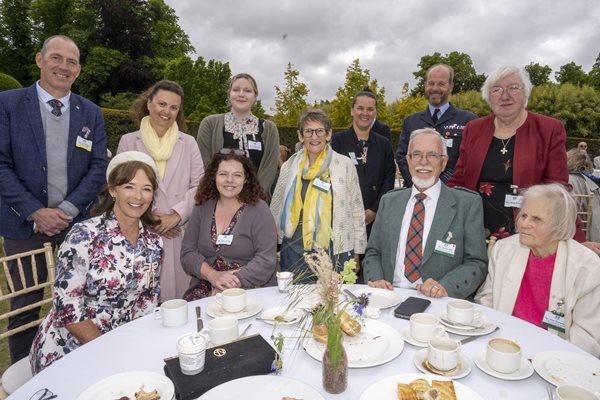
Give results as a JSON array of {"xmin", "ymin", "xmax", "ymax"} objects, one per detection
[
  {"xmin": 196, "ymin": 113, "xmax": 280, "ymax": 194},
  {"xmin": 180, "ymin": 198, "xmax": 278, "ymax": 289}
]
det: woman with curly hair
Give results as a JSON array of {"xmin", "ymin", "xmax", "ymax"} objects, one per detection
[{"xmin": 180, "ymin": 150, "xmax": 277, "ymax": 299}]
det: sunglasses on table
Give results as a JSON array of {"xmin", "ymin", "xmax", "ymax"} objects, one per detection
[{"xmin": 29, "ymin": 388, "xmax": 57, "ymax": 400}]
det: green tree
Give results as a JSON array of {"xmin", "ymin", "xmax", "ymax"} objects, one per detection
[
  {"xmin": 0, "ymin": 71, "xmax": 23, "ymax": 91},
  {"xmin": 147, "ymin": 0, "xmax": 193, "ymax": 60},
  {"xmin": 387, "ymin": 83, "xmax": 427, "ymax": 130},
  {"xmin": 273, "ymin": 62, "xmax": 309, "ymax": 126},
  {"xmin": 525, "ymin": 62, "xmax": 552, "ymax": 86},
  {"xmin": 29, "ymin": 0, "xmax": 72, "ymax": 44},
  {"xmin": 412, "ymin": 51, "xmax": 486, "ymax": 95},
  {"xmin": 555, "ymin": 62, "xmax": 588, "ymax": 86},
  {"xmin": 0, "ymin": 0, "xmax": 36, "ymax": 85},
  {"xmin": 451, "ymin": 90, "xmax": 489, "ymax": 117},
  {"xmin": 588, "ymin": 53, "xmax": 600, "ymax": 91},
  {"xmin": 330, "ymin": 59, "xmax": 386, "ymax": 127},
  {"xmin": 252, "ymin": 100, "xmax": 268, "ymax": 119},
  {"xmin": 77, "ymin": 46, "xmax": 128, "ymax": 103}
]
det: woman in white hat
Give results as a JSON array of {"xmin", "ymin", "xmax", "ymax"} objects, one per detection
[{"xmin": 30, "ymin": 151, "xmax": 164, "ymax": 373}]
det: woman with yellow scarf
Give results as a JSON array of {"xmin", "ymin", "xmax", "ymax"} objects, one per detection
[
  {"xmin": 118, "ymin": 80, "xmax": 204, "ymax": 301},
  {"xmin": 271, "ymin": 109, "xmax": 367, "ymax": 273}
]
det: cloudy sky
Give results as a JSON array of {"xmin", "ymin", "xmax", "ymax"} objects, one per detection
[{"xmin": 166, "ymin": 0, "xmax": 600, "ymax": 112}]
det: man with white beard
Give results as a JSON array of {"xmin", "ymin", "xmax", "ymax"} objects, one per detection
[{"xmin": 363, "ymin": 128, "xmax": 487, "ymax": 299}]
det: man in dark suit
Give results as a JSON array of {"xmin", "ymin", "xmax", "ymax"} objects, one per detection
[
  {"xmin": 396, "ymin": 64, "xmax": 477, "ymax": 187},
  {"xmin": 364, "ymin": 128, "xmax": 487, "ymax": 299},
  {"xmin": 0, "ymin": 35, "xmax": 107, "ymax": 362}
]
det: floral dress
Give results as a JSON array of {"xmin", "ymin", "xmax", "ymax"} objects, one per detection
[
  {"xmin": 29, "ymin": 213, "xmax": 163, "ymax": 374},
  {"xmin": 222, "ymin": 111, "xmax": 264, "ymax": 170},
  {"xmin": 476, "ymin": 137, "xmax": 515, "ymax": 239}
]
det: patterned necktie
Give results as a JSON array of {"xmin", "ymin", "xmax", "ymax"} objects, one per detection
[
  {"xmin": 404, "ymin": 193, "xmax": 427, "ymax": 282},
  {"xmin": 432, "ymin": 108, "xmax": 440, "ymax": 124},
  {"xmin": 47, "ymin": 99, "xmax": 63, "ymax": 117}
]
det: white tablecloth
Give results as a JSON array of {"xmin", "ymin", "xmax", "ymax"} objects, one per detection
[{"xmin": 10, "ymin": 285, "xmax": 595, "ymax": 399}]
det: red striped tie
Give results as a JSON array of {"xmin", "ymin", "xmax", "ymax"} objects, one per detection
[{"xmin": 404, "ymin": 193, "xmax": 427, "ymax": 282}]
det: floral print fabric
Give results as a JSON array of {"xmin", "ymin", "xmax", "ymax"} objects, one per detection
[{"xmin": 29, "ymin": 213, "xmax": 163, "ymax": 374}]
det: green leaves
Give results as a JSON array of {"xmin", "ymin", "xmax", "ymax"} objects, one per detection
[{"xmin": 273, "ymin": 62, "xmax": 309, "ymax": 126}]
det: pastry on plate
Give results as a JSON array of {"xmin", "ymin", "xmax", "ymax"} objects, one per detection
[
  {"xmin": 431, "ymin": 380, "xmax": 457, "ymax": 400},
  {"xmin": 397, "ymin": 383, "xmax": 418, "ymax": 400}
]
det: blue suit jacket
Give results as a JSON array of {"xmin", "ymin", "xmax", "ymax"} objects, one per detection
[
  {"xmin": 0, "ymin": 84, "xmax": 108, "ymax": 239},
  {"xmin": 363, "ymin": 184, "xmax": 488, "ymax": 299},
  {"xmin": 396, "ymin": 104, "xmax": 477, "ymax": 187}
]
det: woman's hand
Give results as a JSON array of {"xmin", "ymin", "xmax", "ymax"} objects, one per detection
[
  {"xmin": 416, "ymin": 278, "xmax": 448, "ymax": 298},
  {"xmin": 162, "ymin": 226, "xmax": 181, "ymax": 239},
  {"xmin": 153, "ymin": 211, "xmax": 181, "ymax": 236},
  {"xmin": 204, "ymin": 267, "xmax": 241, "ymax": 291}
]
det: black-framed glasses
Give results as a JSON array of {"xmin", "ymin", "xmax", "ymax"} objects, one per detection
[
  {"xmin": 219, "ymin": 148, "xmax": 245, "ymax": 156},
  {"xmin": 301, "ymin": 128, "xmax": 328, "ymax": 138},
  {"xmin": 407, "ymin": 151, "xmax": 445, "ymax": 161},
  {"xmin": 489, "ymin": 85, "xmax": 523, "ymax": 97},
  {"xmin": 29, "ymin": 388, "xmax": 57, "ymax": 400}
]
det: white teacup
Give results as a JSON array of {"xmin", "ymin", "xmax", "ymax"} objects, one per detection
[
  {"xmin": 276, "ymin": 271, "xmax": 294, "ymax": 292},
  {"xmin": 427, "ymin": 337, "xmax": 461, "ymax": 372},
  {"xmin": 216, "ymin": 288, "xmax": 247, "ymax": 313},
  {"xmin": 410, "ymin": 313, "xmax": 445, "ymax": 343},
  {"xmin": 556, "ymin": 385, "xmax": 600, "ymax": 400},
  {"xmin": 154, "ymin": 299, "xmax": 188, "ymax": 327},
  {"xmin": 486, "ymin": 338, "xmax": 521, "ymax": 374},
  {"xmin": 201, "ymin": 316, "xmax": 239, "ymax": 345},
  {"xmin": 177, "ymin": 332, "xmax": 208, "ymax": 375},
  {"xmin": 446, "ymin": 299, "xmax": 480, "ymax": 325}
]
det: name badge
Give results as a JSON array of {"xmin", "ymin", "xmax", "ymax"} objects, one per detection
[
  {"xmin": 542, "ymin": 310, "xmax": 566, "ymax": 333},
  {"xmin": 504, "ymin": 194, "xmax": 523, "ymax": 208},
  {"xmin": 348, "ymin": 152, "xmax": 358, "ymax": 165},
  {"xmin": 248, "ymin": 140, "xmax": 262, "ymax": 151},
  {"xmin": 444, "ymin": 138, "xmax": 453, "ymax": 148},
  {"xmin": 312, "ymin": 177, "xmax": 331, "ymax": 192},
  {"xmin": 76, "ymin": 136, "xmax": 93, "ymax": 152},
  {"xmin": 434, "ymin": 240, "xmax": 456, "ymax": 257},
  {"xmin": 216, "ymin": 234, "xmax": 234, "ymax": 245}
]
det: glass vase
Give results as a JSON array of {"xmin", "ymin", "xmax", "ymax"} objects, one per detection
[{"xmin": 322, "ymin": 336, "xmax": 348, "ymax": 394}]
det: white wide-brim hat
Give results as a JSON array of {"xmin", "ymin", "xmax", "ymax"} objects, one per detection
[{"xmin": 106, "ymin": 151, "xmax": 159, "ymax": 180}]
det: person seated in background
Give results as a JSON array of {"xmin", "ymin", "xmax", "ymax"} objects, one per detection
[
  {"xmin": 363, "ymin": 128, "xmax": 487, "ymax": 299},
  {"xmin": 567, "ymin": 148, "xmax": 600, "ymax": 242},
  {"xmin": 476, "ymin": 183, "xmax": 600, "ymax": 357},
  {"xmin": 30, "ymin": 152, "xmax": 163, "ymax": 373},
  {"xmin": 180, "ymin": 150, "xmax": 277, "ymax": 299}
]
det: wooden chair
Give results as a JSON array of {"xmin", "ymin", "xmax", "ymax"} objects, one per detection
[
  {"xmin": 0, "ymin": 242, "xmax": 56, "ymax": 396},
  {"xmin": 573, "ymin": 192, "xmax": 594, "ymax": 241}
]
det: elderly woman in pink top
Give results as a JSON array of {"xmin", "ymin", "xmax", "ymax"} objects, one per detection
[{"xmin": 475, "ymin": 183, "xmax": 600, "ymax": 356}]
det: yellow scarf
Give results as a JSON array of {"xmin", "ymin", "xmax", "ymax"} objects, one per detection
[
  {"xmin": 139, "ymin": 116, "xmax": 179, "ymax": 179},
  {"xmin": 289, "ymin": 147, "xmax": 333, "ymax": 250}
]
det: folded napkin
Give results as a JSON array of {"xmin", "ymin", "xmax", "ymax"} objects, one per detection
[{"xmin": 164, "ymin": 334, "xmax": 277, "ymax": 400}]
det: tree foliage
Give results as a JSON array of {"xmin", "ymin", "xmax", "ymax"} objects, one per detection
[
  {"xmin": 451, "ymin": 90, "xmax": 490, "ymax": 117},
  {"xmin": 330, "ymin": 59, "xmax": 387, "ymax": 128},
  {"xmin": 588, "ymin": 53, "xmax": 600, "ymax": 91},
  {"xmin": 525, "ymin": 62, "xmax": 552, "ymax": 86},
  {"xmin": 412, "ymin": 51, "xmax": 486, "ymax": 95},
  {"xmin": 555, "ymin": 62, "xmax": 588, "ymax": 86},
  {"xmin": 0, "ymin": 0, "xmax": 36, "ymax": 85},
  {"xmin": 273, "ymin": 62, "xmax": 309, "ymax": 126},
  {"xmin": 77, "ymin": 46, "xmax": 128, "ymax": 103},
  {"xmin": 0, "ymin": 71, "xmax": 23, "ymax": 91},
  {"xmin": 387, "ymin": 83, "xmax": 427, "ymax": 130}
]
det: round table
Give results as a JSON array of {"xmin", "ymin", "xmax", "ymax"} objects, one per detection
[{"xmin": 10, "ymin": 285, "xmax": 595, "ymax": 399}]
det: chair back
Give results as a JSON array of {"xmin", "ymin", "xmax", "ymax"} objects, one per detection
[
  {"xmin": 573, "ymin": 192, "xmax": 594, "ymax": 241},
  {"xmin": 0, "ymin": 242, "xmax": 55, "ymax": 340}
]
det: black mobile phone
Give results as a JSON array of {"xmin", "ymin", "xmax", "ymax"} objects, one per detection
[{"xmin": 393, "ymin": 296, "xmax": 431, "ymax": 319}]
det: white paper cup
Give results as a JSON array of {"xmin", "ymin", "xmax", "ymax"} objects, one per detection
[
  {"xmin": 154, "ymin": 299, "xmax": 188, "ymax": 327},
  {"xmin": 409, "ymin": 313, "xmax": 445, "ymax": 343},
  {"xmin": 201, "ymin": 316, "xmax": 239, "ymax": 345},
  {"xmin": 427, "ymin": 336, "xmax": 461, "ymax": 372},
  {"xmin": 177, "ymin": 333, "xmax": 207, "ymax": 375},
  {"xmin": 216, "ymin": 288, "xmax": 247, "ymax": 313},
  {"xmin": 486, "ymin": 338, "xmax": 521, "ymax": 374},
  {"xmin": 446, "ymin": 299, "xmax": 480, "ymax": 324},
  {"xmin": 556, "ymin": 384, "xmax": 600, "ymax": 400},
  {"xmin": 276, "ymin": 271, "xmax": 293, "ymax": 292}
]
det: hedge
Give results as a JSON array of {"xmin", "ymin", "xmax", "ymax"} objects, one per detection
[{"xmin": 0, "ymin": 72, "xmax": 22, "ymax": 92}]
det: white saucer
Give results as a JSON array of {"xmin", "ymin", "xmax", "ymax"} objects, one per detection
[
  {"xmin": 401, "ymin": 326, "xmax": 448, "ymax": 347},
  {"xmin": 258, "ymin": 306, "xmax": 304, "ymax": 325},
  {"xmin": 474, "ymin": 350, "xmax": 534, "ymax": 380},
  {"xmin": 350, "ymin": 287, "xmax": 403, "ymax": 309},
  {"xmin": 206, "ymin": 298, "xmax": 263, "ymax": 319},
  {"xmin": 414, "ymin": 348, "xmax": 472, "ymax": 379},
  {"xmin": 439, "ymin": 312, "xmax": 497, "ymax": 336}
]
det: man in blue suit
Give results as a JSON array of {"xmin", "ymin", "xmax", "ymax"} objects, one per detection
[
  {"xmin": 396, "ymin": 64, "xmax": 477, "ymax": 187},
  {"xmin": 0, "ymin": 35, "xmax": 107, "ymax": 362},
  {"xmin": 364, "ymin": 128, "xmax": 487, "ymax": 299}
]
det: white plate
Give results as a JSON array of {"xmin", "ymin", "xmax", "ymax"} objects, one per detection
[
  {"xmin": 77, "ymin": 370, "xmax": 174, "ymax": 400},
  {"xmin": 414, "ymin": 348, "xmax": 472, "ymax": 379},
  {"xmin": 351, "ymin": 287, "xmax": 402, "ymax": 309},
  {"xmin": 532, "ymin": 350, "xmax": 600, "ymax": 389},
  {"xmin": 401, "ymin": 326, "xmax": 448, "ymax": 347},
  {"xmin": 303, "ymin": 319, "xmax": 405, "ymax": 368},
  {"xmin": 439, "ymin": 313, "xmax": 497, "ymax": 336},
  {"xmin": 360, "ymin": 373, "xmax": 484, "ymax": 399},
  {"xmin": 474, "ymin": 350, "xmax": 534, "ymax": 381},
  {"xmin": 206, "ymin": 298, "xmax": 263, "ymax": 319},
  {"xmin": 198, "ymin": 375, "xmax": 325, "ymax": 399},
  {"xmin": 439, "ymin": 311, "xmax": 485, "ymax": 330},
  {"xmin": 258, "ymin": 306, "xmax": 304, "ymax": 325}
]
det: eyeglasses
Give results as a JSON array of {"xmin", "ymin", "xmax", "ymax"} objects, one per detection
[
  {"xmin": 219, "ymin": 148, "xmax": 245, "ymax": 156},
  {"xmin": 407, "ymin": 151, "xmax": 445, "ymax": 161},
  {"xmin": 301, "ymin": 128, "xmax": 328, "ymax": 138},
  {"xmin": 489, "ymin": 85, "xmax": 523, "ymax": 97},
  {"xmin": 29, "ymin": 388, "xmax": 57, "ymax": 400}
]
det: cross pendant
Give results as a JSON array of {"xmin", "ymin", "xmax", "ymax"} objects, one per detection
[{"xmin": 500, "ymin": 147, "xmax": 508, "ymax": 155}]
